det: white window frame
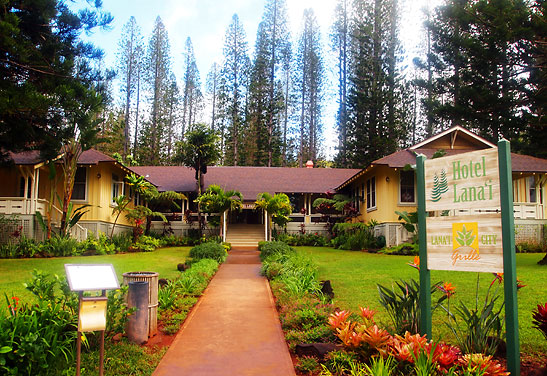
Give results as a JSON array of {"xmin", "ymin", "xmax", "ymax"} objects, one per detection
[
  {"xmin": 111, "ymin": 173, "xmax": 124, "ymax": 206},
  {"xmin": 366, "ymin": 176, "xmax": 376, "ymax": 212},
  {"xmin": 398, "ymin": 170, "xmax": 416, "ymax": 205},
  {"xmin": 527, "ymin": 176, "xmax": 537, "ymax": 203},
  {"xmin": 72, "ymin": 167, "xmax": 88, "ymax": 202}
]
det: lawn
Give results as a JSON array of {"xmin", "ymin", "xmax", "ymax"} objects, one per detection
[
  {"xmin": 297, "ymin": 246, "xmax": 547, "ymax": 357},
  {"xmin": 0, "ymin": 247, "xmax": 191, "ymax": 304}
]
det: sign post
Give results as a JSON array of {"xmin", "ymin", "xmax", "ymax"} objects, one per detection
[
  {"xmin": 65, "ymin": 264, "xmax": 120, "ymax": 376},
  {"xmin": 416, "ymin": 154, "xmax": 431, "ymax": 339},
  {"xmin": 498, "ymin": 140, "xmax": 520, "ymax": 376},
  {"xmin": 417, "ymin": 140, "xmax": 519, "ymax": 375}
]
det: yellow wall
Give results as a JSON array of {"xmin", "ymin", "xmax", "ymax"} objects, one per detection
[
  {"xmin": 348, "ymin": 169, "xmax": 547, "ymax": 223},
  {"xmin": 350, "ymin": 165, "xmax": 418, "ymax": 224},
  {"xmin": 0, "ymin": 162, "xmax": 138, "ymax": 226}
]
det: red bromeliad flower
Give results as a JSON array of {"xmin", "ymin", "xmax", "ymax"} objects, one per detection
[
  {"xmin": 389, "ymin": 336, "xmax": 414, "ymax": 362},
  {"xmin": 437, "ymin": 282, "xmax": 456, "ymax": 298},
  {"xmin": 460, "ymin": 354, "xmax": 510, "ymax": 376},
  {"xmin": 432, "ymin": 343, "xmax": 461, "ymax": 370},
  {"xmin": 532, "ymin": 302, "xmax": 547, "ymax": 340},
  {"xmin": 361, "ymin": 325, "xmax": 392, "ymax": 355},
  {"xmin": 408, "ymin": 256, "xmax": 420, "ymax": 270},
  {"xmin": 328, "ymin": 310, "xmax": 351, "ymax": 330},
  {"xmin": 490, "ymin": 273, "xmax": 503, "ymax": 286},
  {"xmin": 359, "ymin": 306, "xmax": 376, "ymax": 325}
]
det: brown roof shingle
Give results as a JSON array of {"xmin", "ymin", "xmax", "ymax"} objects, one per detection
[{"xmin": 131, "ymin": 166, "xmax": 360, "ymax": 200}]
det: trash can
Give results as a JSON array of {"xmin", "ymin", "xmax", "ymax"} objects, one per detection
[
  {"xmin": 123, "ymin": 272, "xmax": 159, "ymax": 336},
  {"xmin": 127, "ymin": 281, "xmax": 149, "ymax": 344}
]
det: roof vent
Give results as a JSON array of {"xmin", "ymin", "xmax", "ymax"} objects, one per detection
[{"xmin": 306, "ymin": 160, "xmax": 314, "ymax": 169}]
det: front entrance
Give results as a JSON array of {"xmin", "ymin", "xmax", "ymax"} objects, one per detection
[{"xmin": 229, "ymin": 209, "xmax": 263, "ymax": 224}]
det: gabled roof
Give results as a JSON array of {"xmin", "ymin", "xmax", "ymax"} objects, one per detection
[
  {"xmin": 131, "ymin": 166, "xmax": 360, "ymax": 201},
  {"xmin": 409, "ymin": 125, "xmax": 496, "ymax": 150},
  {"xmin": 337, "ymin": 126, "xmax": 547, "ymax": 190}
]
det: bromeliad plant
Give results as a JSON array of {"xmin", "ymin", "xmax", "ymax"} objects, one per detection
[{"xmin": 532, "ymin": 302, "xmax": 547, "ymax": 341}]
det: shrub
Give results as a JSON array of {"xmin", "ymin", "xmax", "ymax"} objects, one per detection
[
  {"xmin": 380, "ymin": 242, "xmax": 419, "ymax": 256},
  {"xmin": 258, "ymin": 240, "xmax": 293, "ymax": 261},
  {"xmin": 189, "ymin": 242, "xmax": 227, "ymax": 263},
  {"xmin": 295, "ymin": 356, "xmax": 319, "ymax": 375},
  {"xmin": 516, "ymin": 241, "xmax": 547, "ymax": 253},
  {"xmin": 41, "ymin": 235, "xmax": 80, "ymax": 257},
  {"xmin": 111, "ymin": 231, "xmax": 132, "ymax": 253},
  {"xmin": 79, "ymin": 233, "xmax": 116, "ymax": 255},
  {"xmin": 132, "ymin": 235, "xmax": 161, "ymax": 252},
  {"xmin": 331, "ymin": 222, "xmax": 377, "ymax": 251}
]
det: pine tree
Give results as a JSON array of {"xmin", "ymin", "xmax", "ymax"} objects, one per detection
[
  {"xmin": 295, "ymin": 9, "xmax": 324, "ymax": 167},
  {"xmin": 164, "ymin": 73, "xmax": 180, "ymax": 159},
  {"xmin": 117, "ymin": 16, "xmax": 144, "ymax": 156},
  {"xmin": 331, "ymin": 0, "xmax": 351, "ymax": 166},
  {"xmin": 142, "ymin": 16, "xmax": 171, "ymax": 165},
  {"xmin": 181, "ymin": 37, "xmax": 203, "ymax": 136},
  {"xmin": 261, "ymin": 0, "xmax": 290, "ymax": 166},
  {"xmin": 220, "ymin": 14, "xmax": 249, "ymax": 166},
  {"xmin": 206, "ymin": 62, "xmax": 220, "ymax": 131},
  {"xmin": 345, "ymin": 0, "xmax": 405, "ymax": 168}
]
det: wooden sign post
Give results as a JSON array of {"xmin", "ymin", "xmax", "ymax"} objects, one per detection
[{"xmin": 417, "ymin": 140, "xmax": 519, "ymax": 375}]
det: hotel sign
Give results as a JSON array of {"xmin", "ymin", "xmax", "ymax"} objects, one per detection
[
  {"xmin": 424, "ymin": 148, "xmax": 503, "ymax": 273},
  {"xmin": 425, "ymin": 148, "xmax": 501, "ymax": 212}
]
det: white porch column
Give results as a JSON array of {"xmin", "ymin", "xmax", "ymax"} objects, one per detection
[
  {"xmin": 223, "ymin": 210, "xmax": 227, "ymax": 242},
  {"xmin": 264, "ymin": 210, "xmax": 268, "ymax": 241}
]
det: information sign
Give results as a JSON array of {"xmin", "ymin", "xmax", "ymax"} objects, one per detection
[
  {"xmin": 65, "ymin": 264, "xmax": 119, "ymax": 291},
  {"xmin": 426, "ymin": 214, "xmax": 503, "ymax": 272},
  {"xmin": 424, "ymin": 148, "xmax": 500, "ymax": 212}
]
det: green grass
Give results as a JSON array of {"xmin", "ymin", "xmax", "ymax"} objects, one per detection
[
  {"xmin": 0, "ymin": 247, "xmax": 191, "ymax": 303},
  {"xmin": 296, "ymin": 246, "xmax": 547, "ymax": 356}
]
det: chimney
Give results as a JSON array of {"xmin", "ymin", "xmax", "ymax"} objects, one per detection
[{"xmin": 306, "ymin": 160, "xmax": 314, "ymax": 169}]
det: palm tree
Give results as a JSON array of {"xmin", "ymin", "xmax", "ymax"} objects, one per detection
[
  {"xmin": 173, "ymin": 124, "xmax": 221, "ymax": 236},
  {"xmin": 255, "ymin": 192, "xmax": 292, "ymax": 241},
  {"xmin": 196, "ymin": 184, "xmax": 243, "ymax": 238}
]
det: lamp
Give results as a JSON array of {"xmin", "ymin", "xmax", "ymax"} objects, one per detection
[
  {"xmin": 97, "ymin": 173, "xmax": 101, "ymax": 179},
  {"xmin": 386, "ymin": 176, "xmax": 390, "ymax": 182}
]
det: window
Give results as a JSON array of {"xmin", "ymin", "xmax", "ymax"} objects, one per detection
[
  {"xmin": 72, "ymin": 167, "xmax": 87, "ymax": 201},
  {"xmin": 112, "ymin": 174, "xmax": 124, "ymax": 204},
  {"xmin": 528, "ymin": 176, "xmax": 537, "ymax": 203},
  {"xmin": 400, "ymin": 171, "xmax": 416, "ymax": 204},
  {"xmin": 366, "ymin": 177, "xmax": 376, "ymax": 210}
]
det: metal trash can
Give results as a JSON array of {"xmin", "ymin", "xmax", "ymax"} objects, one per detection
[
  {"xmin": 123, "ymin": 272, "xmax": 159, "ymax": 336},
  {"xmin": 127, "ymin": 281, "xmax": 149, "ymax": 344}
]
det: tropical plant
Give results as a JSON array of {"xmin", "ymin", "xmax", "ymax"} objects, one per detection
[
  {"xmin": 532, "ymin": 302, "xmax": 547, "ymax": 341},
  {"xmin": 377, "ymin": 279, "xmax": 447, "ymax": 335},
  {"xmin": 395, "ymin": 210, "xmax": 418, "ymax": 242},
  {"xmin": 110, "ymin": 195, "xmax": 131, "ymax": 239},
  {"xmin": 173, "ymin": 124, "xmax": 221, "ymax": 236},
  {"xmin": 258, "ymin": 240, "xmax": 294, "ymax": 261},
  {"xmin": 445, "ymin": 273, "xmax": 505, "ymax": 356},
  {"xmin": 195, "ymin": 185, "xmax": 242, "ymax": 237},
  {"xmin": 255, "ymin": 192, "xmax": 292, "ymax": 240}
]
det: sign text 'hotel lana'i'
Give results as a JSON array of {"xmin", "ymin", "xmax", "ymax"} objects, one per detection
[{"xmin": 424, "ymin": 148, "xmax": 504, "ymax": 273}]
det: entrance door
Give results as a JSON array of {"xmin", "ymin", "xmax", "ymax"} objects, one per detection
[{"xmin": 229, "ymin": 209, "xmax": 263, "ymax": 224}]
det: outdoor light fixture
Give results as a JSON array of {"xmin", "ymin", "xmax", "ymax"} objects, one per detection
[
  {"xmin": 386, "ymin": 177, "xmax": 390, "ymax": 182},
  {"xmin": 97, "ymin": 173, "xmax": 101, "ymax": 179}
]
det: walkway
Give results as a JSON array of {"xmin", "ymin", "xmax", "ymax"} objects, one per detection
[{"xmin": 152, "ymin": 249, "xmax": 295, "ymax": 376}]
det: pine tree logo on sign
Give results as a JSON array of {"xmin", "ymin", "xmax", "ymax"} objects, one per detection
[
  {"xmin": 451, "ymin": 222, "xmax": 480, "ymax": 266},
  {"xmin": 431, "ymin": 169, "xmax": 449, "ymax": 202}
]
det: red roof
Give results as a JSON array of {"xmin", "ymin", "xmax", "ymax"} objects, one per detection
[
  {"xmin": 6, "ymin": 148, "xmax": 117, "ymax": 165},
  {"xmin": 131, "ymin": 166, "xmax": 360, "ymax": 200},
  {"xmin": 372, "ymin": 148, "xmax": 547, "ymax": 173}
]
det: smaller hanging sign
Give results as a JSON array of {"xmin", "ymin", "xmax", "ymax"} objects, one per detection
[{"xmin": 426, "ymin": 213, "xmax": 503, "ymax": 273}]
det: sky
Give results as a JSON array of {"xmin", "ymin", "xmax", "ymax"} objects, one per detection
[{"xmin": 80, "ymin": 0, "xmax": 441, "ymax": 159}]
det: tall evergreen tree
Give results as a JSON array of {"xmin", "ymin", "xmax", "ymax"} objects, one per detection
[
  {"xmin": 181, "ymin": 37, "xmax": 203, "ymax": 136},
  {"xmin": 142, "ymin": 16, "xmax": 171, "ymax": 165},
  {"xmin": 0, "ymin": 0, "xmax": 112, "ymax": 160},
  {"xmin": 220, "ymin": 14, "xmax": 249, "ymax": 166},
  {"xmin": 345, "ymin": 0, "xmax": 405, "ymax": 168},
  {"xmin": 117, "ymin": 16, "xmax": 144, "ymax": 156},
  {"xmin": 428, "ymin": 0, "xmax": 532, "ymax": 143},
  {"xmin": 332, "ymin": 0, "xmax": 351, "ymax": 166},
  {"xmin": 261, "ymin": 0, "xmax": 290, "ymax": 166},
  {"xmin": 164, "ymin": 73, "xmax": 180, "ymax": 159},
  {"xmin": 295, "ymin": 9, "xmax": 324, "ymax": 166},
  {"xmin": 206, "ymin": 62, "xmax": 220, "ymax": 131}
]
